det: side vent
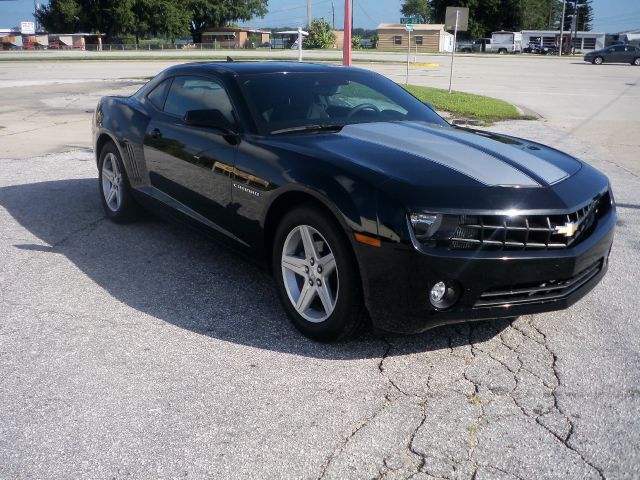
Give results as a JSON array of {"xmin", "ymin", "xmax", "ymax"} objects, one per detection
[{"xmin": 124, "ymin": 141, "xmax": 142, "ymax": 183}]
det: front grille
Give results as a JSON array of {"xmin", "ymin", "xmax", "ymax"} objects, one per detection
[
  {"xmin": 474, "ymin": 260, "xmax": 603, "ymax": 308},
  {"xmin": 450, "ymin": 192, "xmax": 610, "ymax": 250}
]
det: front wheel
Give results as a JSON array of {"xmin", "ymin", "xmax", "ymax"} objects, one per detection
[
  {"xmin": 498, "ymin": 48, "xmax": 507, "ymax": 55},
  {"xmin": 593, "ymin": 56, "xmax": 604, "ymax": 65},
  {"xmin": 272, "ymin": 206, "xmax": 367, "ymax": 342},
  {"xmin": 98, "ymin": 142, "xmax": 139, "ymax": 223},
  {"xmin": 632, "ymin": 57, "xmax": 640, "ymax": 66}
]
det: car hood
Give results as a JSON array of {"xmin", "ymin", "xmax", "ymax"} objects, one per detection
[{"xmin": 269, "ymin": 121, "xmax": 582, "ymax": 190}]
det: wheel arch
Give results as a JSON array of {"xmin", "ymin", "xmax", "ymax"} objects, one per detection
[
  {"xmin": 263, "ymin": 188, "xmax": 359, "ymax": 271},
  {"xmin": 95, "ymin": 131, "xmax": 124, "ymax": 167}
]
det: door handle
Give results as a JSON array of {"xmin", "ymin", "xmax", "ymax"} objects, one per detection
[{"xmin": 151, "ymin": 128, "xmax": 162, "ymax": 139}]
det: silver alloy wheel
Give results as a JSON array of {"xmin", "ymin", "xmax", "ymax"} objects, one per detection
[
  {"xmin": 634, "ymin": 58, "xmax": 640, "ymax": 66},
  {"xmin": 281, "ymin": 225, "xmax": 339, "ymax": 323},
  {"xmin": 594, "ymin": 56, "xmax": 603, "ymax": 65},
  {"xmin": 101, "ymin": 152, "xmax": 123, "ymax": 212}
]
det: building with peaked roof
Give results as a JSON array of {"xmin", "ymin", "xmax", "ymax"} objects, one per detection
[
  {"xmin": 201, "ymin": 27, "xmax": 270, "ymax": 49},
  {"xmin": 377, "ymin": 24, "xmax": 453, "ymax": 52}
]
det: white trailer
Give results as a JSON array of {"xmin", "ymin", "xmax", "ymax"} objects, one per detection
[{"xmin": 490, "ymin": 31, "xmax": 522, "ymax": 53}]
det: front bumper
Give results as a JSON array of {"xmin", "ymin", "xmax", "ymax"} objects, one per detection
[{"xmin": 357, "ymin": 207, "xmax": 615, "ymax": 334}]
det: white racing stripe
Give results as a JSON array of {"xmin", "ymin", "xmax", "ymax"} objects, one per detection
[
  {"xmin": 340, "ymin": 122, "xmax": 541, "ymax": 187},
  {"xmin": 435, "ymin": 126, "xmax": 570, "ymax": 185}
]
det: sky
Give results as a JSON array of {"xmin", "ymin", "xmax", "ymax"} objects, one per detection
[{"xmin": 1, "ymin": 0, "xmax": 639, "ymax": 33}]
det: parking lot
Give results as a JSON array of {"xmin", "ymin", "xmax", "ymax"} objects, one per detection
[{"xmin": 1, "ymin": 54, "xmax": 639, "ymax": 479}]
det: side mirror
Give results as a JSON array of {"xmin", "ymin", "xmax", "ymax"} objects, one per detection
[{"xmin": 183, "ymin": 109, "xmax": 240, "ymax": 144}]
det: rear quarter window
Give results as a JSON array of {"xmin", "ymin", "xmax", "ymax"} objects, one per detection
[{"xmin": 147, "ymin": 79, "xmax": 171, "ymax": 110}]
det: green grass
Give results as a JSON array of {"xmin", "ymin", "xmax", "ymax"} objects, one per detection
[{"xmin": 402, "ymin": 84, "xmax": 532, "ymax": 124}]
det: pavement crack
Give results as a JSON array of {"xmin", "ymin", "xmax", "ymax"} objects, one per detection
[{"xmin": 511, "ymin": 320, "xmax": 605, "ymax": 479}]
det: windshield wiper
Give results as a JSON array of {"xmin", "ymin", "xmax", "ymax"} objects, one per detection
[{"xmin": 271, "ymin": 124, "xmax": 344, "ymax": 135}]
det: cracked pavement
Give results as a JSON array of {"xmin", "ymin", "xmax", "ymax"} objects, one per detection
[{"xmin": 1, "ymin": 58, "xmax": 639, "ymax": 479}]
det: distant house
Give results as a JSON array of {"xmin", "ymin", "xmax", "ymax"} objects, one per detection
[
  {"xmin": 521, "ymin": 30, "xmax": 605, "ymax": 53},
  {"xmin": 201, "ymin": 27, "xmax": 270, "ymax": 48},
  {"xmin": 376, "ymin": 24, "xmax": 453, "ymax": 52}
]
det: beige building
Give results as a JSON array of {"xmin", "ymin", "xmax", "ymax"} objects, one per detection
[
  {"xmin": 201, "ymin": 27, "xmax": 270, "ymax": 48},
  {"xmin": 377, "ymin": 24, "xmax": 453, "ymax": 52}
]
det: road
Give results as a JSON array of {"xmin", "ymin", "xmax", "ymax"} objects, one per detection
[{"xmin": 0, "ymin": 54, "xmax": 639, "ymax": 479}]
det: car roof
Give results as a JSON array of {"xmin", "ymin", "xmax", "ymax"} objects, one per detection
[{"xmin": 162, "ymin": 61, "xmax": 356, "ymax": 76}]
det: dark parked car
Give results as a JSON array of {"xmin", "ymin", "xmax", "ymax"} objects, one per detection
[
  {"xmin": 93, "ymin": 62, "xmax": 616, "ymax": 341},
  {"xmin": 523, "ymin": 43, "xmax": 558, "ymax": 55},
  {"xmin": 584, "ymin": 44, "xmax": 640, "ymax": 65}
]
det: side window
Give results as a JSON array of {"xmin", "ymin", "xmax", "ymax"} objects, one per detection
[
  {"xmin": 394, "ymin": 36, "xmax": 402, "ymax": 45},
  {"xmin": 147, "ymin": 79, "xmax": 171, "ymax": 110},
  {"xmin": 613, "ymin": 45, "xmax": 625, "ymax": 52},
  {"xmin": 164, "ymin": 76, "xmax": 235, "ymax": 124}
]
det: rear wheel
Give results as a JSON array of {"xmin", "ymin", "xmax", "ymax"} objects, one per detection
[
  {"xmin": 593, "ymin": 56, "xmax": 604, "ymax": 65},
  {"xmin": 98, "ymin": 142, "xmax": 139, "ymax": 223},
  {"xmin": 272, "ymin": 206, "xmax": 367, "ymax": 342},
  {"xmin": 498, "ymin": 48, "xmax": 507, "ymax": 55}
]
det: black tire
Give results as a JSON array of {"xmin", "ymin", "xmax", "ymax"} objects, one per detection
[
  {"xmin": 633, "ymin": 57, "xmax": 640, "ymax": 66},
  {"xmin": 98, "ymin": 141, "xmax": 139, "ymax": 223},
  {"xmin": 498, "ymin": 48, "xmax": 507, "ymax": 55},
  {"xmin": 272, "ymin": 205, "xmax": 367, "ymax": 342},
  {"xmin": 593, "ymin": 56, "xmax": 604, "ymax": 65}
]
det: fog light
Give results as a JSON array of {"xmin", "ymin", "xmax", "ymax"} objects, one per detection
[
  {"xmin": 430, "ymin": 281, "xmax": 447, "ymax": 303},
  {"xmin": 429, "ymin": 281, "xmax": 459, "ymax": 310}
]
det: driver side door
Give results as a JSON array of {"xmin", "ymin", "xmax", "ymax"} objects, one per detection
[{"xmin": 144, "ymin": 75, "xmax": 238, "ymax": 234}]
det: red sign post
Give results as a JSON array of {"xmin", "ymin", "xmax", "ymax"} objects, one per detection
[{"xmin": 343, "ymin": 0, "xmax": 352, "ymax": 66}]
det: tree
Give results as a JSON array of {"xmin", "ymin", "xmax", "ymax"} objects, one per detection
[
  {"xmin": 38, "ymin": 0, "xmax": 266, "ymax": 43},
  {"xmin": 188, "ymin": 0, "xmax": 268, "ymax": 42},
  {"xmin": 563, "ymin": 0, "xmax": 593, "ymax": 31},
  {"xmin": 303, "ymin": 18, "xmax": 335, "ymax": 49},
  {"xmin": 401, "ymin": 0, "xmax": 429, "ymax": 22},
  {"xmin": 36, "ymin": 0, "xmax": 81, "ymax": 33},
  {"xmin": 429, "ymin": 0, "xmax": 567, "ymax": 38}
]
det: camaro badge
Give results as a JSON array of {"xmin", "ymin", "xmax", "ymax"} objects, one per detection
[
  {"xmin": 233, "ymin": 182, "xmax": 261, "ymax": 197},
  {"xmin": 555, "ymin": 221, "xmax": 580, "ymax": 237}
]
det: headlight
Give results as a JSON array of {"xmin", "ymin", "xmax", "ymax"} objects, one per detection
[{"xmin": 408, "ymin": 212, "xmax": 459, "ymax": 247}]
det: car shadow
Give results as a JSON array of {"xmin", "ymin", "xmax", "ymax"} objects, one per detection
[
  {"xmin": 0, "ymin": 178, "xmax": 511, "ymax": 360},
  {"xmin": 570, "ymin": 62, "xmax": 636, "ymax": 66}
]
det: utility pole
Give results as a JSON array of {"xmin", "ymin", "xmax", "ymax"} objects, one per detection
[
  {"xmin": 559, "ymin": 0, "xmax": 566, "ymax": 57},
  {"xmin": 307, "ymin": 0, "xmax": 311, "ymax": 27},
  {"xmin": 33, "ymin": 0, "xmax": 39, "ymax": 31},
  {"xmin": 572, "ymin": 1, "xmax": 579, "ymax": 55},
  {"xmin": 343, "ymin": 0, "xmax": 352, "ymax": 65},
  {"xmin": 332, "ymin": 2, "xmax": 335, "ymax": 30},
  {"xmin": 351, "ymin": 0, "xmax": 354, "ymax": 35}
]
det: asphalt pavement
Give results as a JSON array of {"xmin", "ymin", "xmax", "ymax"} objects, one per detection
[{"xmin": 0, "ymin": 54, "xmax": 639, "ymax": 479}]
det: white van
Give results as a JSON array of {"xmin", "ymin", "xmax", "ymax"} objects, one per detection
[{"xmin": 490, "ymin": 31, "xmax": 522, "ymax": 53}]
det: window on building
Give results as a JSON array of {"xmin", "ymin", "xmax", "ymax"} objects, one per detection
[
  {"xmin": 542, "ymin": 36, "xmax": 556, "ymax": 47},
  {"xmin": 415, "ymin": 36, "xmax": 423, "ymax": 45},
  {"xmin": 571, "ymin": 37, "xmax": 583, "ymax": 49},
  {"xmin": 394, "ymin": 36, "xmax": 402, "ymax": 45},
  {"xmin": 583, "ymin": 37, "xmax": 596, "ymax": 49}
]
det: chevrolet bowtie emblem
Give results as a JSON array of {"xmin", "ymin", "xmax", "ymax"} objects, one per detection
[{"xmin": 555, "ymin": 221, "xmax": 580, "ymax": 237}]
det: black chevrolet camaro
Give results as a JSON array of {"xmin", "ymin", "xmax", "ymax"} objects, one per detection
[{"xmin": 93, "ymin": 62, "xmax": 615, "ymax": 341}]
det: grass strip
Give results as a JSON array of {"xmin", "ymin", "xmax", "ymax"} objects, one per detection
[{"xmin": 402, "ymin": 84, "xmax": 533, "ymax": 123}]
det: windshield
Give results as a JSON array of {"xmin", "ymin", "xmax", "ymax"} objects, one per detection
[{"xmin": 237, "ymin": 70, "xmax": 448, "ymax": 134}]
